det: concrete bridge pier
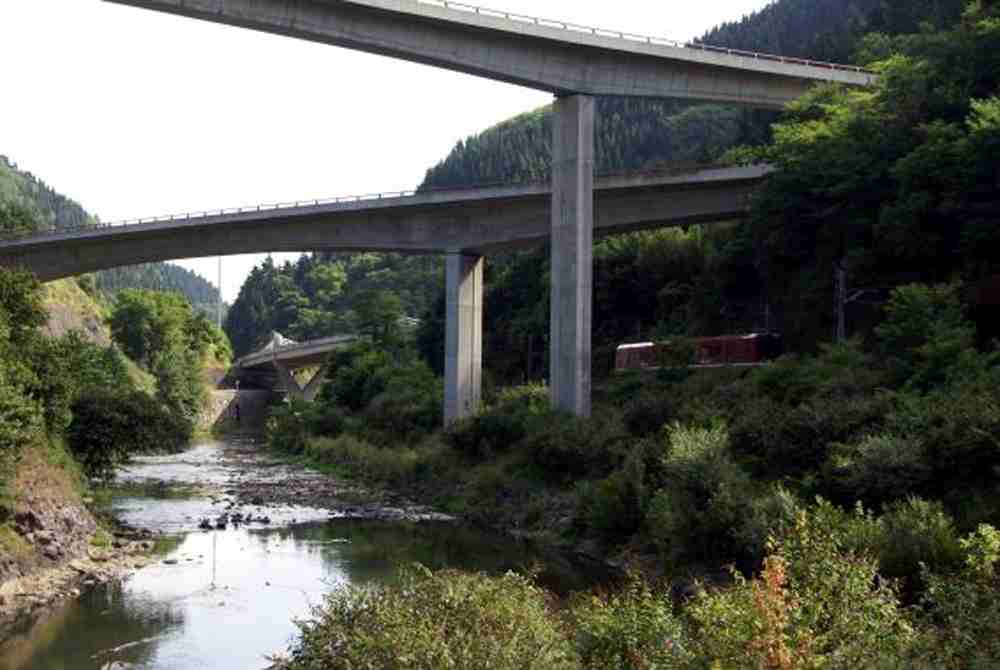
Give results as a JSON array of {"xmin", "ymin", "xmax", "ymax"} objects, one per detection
[
  {"xmin": 550, "ymin": 94, "xmax": 594, "ymax": 418},
  {"xmin": 274, "ymin": 360, "xmax": 329, "ymax": 402},
  {"xmin": 444, "ymin": 253, "xmax": 483, "ymax": 424}
]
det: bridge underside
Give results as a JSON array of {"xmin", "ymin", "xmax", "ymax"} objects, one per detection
[
  {"xmin": 0, "ymin": 168, "xmax": 763, "ymax": 282},
  {"xmin": 105, "ymin": 0, "xmax": 873, "ymax": 107}
]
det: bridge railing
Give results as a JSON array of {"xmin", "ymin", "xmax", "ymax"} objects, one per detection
[
  {"xmin": 0, "ymin": 161, "xmax": 750, "ymax": 243},
  {"xmin": 416, "ymin": 0, "xmax": 872, "ymax": 75}
]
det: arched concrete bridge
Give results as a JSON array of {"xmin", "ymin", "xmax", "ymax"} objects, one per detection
[
  {"xmin": 13, "ymin": 0, "xmax": 876, "ymax": 422},
  {"xmin": 235, "ymin": 332, "xmax": 358, "ymax": 401}
]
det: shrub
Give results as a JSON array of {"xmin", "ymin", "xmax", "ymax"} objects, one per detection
[
  {"xmin": 67, "ymin": 390, "xmax": 190, "ymax": 482},
  {"xmin": 876, "ymin": 283, "xmax": 978, "ymax": 390},
  {"xmin": 878, "ymin": 498, "xmax": 963, "ymax": 587},
  {"xmin": 687, "ymin": 501, "xmax": 915, "ymax": 669},
  {"xmin": 568, "ymin": 574, "xmax": 686, "ymax": 669},
  {"xmin": 266, "ymin": 400, "xmax": 312, "ymax": 455},
  {"xmin": 750, "ymin": 340, "xmax": 883, "ymax": 405},
  {"xmin": 623, "ymin": 391, "xmax": 677, "ymax": 437},
  {"xmin": 363, "ymin": 361, "xmax": 443, "ymax": 443},
  {"xmin": 0, "ymin": 374, "xmax": 40, "ymax": 518},
  {"xmin": 911, "ymin": 525, "xmax": 1000, "ymax": 666},
  {"xmin": 646, "ymin": 423, "xmax": 753, "ymax": 563},
  {"xmin": 732, "ymin": 484, "xmax": 804, "ymax": 565},
  {"xmin": 886, "ymin": 387, "xmax": 1000, "ymax": 492},
  {"xmin": 302, "ymin": 403, "xmax": 346, "ymax": 439},
  {"xmin": 575, "ymin": 450, "xmax": 648, "ymax": 539},
  {"xmin": 730, "ymin": 394, "xmax": 889, "ymax": 478},
  {"xmin": 524, "ymin": 411, "xmax": 627, "ymax": 484},
  {"xmin": 322, "ymin": 344, "xmax": 394, "ymax": 411},
  {"xmin": 276, "ymin": 565, "xmax": 578, "ymax": 670},
  {"xmin": 825, "ymin": 432, "xmax": 931, "ymax": 507},
  {"xmin": 445, "ymin": 384, "xmax": 551, "ymax": 460}
]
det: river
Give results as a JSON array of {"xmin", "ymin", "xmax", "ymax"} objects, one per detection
[{"xmin": 0, "ymin": 436, "xmax": 602, "ymax": 670}]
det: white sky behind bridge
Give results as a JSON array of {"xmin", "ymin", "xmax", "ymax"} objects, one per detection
[{"xmin": 0, "ymin": 0, "xmax": 771, "ymax": 302}]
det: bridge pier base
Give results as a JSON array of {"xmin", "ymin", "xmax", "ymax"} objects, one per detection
[
  {"xmin": 444, "ymin": 252, "xmax": 483, "ymax": 425},
  {"xmin": 274, "ymin": 360, "xmax": 329, "ymax": 402},
  {"xmin": 550, "ymin": 94, "xmax": 594, "ymax": 418}
]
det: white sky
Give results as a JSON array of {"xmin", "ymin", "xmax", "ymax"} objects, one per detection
[{"xmin": 0, "ymin": 0, "xmax": 771, "ymax": 302}]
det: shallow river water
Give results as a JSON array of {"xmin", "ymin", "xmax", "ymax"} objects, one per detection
[{"xmin": 0, "ymin": 439, "xmax": 600, "ymax": 670}]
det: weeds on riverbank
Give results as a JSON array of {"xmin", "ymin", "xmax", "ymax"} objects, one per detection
[{"xmin": 275, "ymin": 502, "xmax": 1000, "ymax": 669}]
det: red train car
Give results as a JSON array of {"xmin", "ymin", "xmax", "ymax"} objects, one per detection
[{"xmin": 615, "ymin": 332, "xmax": 783, "ymax": 372}]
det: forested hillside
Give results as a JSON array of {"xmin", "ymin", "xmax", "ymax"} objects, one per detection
[
  {"xmin": 0, "ymin": 156, "xmax": 221, "ymax": 311},
  {"xmin": 698, "ymin": 0, "xmax": 965, "ymax": 64}
]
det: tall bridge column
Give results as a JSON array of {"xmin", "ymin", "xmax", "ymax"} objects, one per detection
[
  {"xmin": 444, "ymin": 253, "xmax": 483, "ymax": 424},
  {"xmin": 550, "ymin": 94, "xmax": 594, "ymax": 417}
]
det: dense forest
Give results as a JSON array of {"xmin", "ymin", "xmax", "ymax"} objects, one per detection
[{"xmin": 0, "ymin": 156, "xmax": 222, "ymax": 312}]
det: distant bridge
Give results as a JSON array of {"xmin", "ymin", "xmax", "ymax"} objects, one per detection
[{"xmin": 235, "ymin": 332, "xmax": 358, "ymax": 401}]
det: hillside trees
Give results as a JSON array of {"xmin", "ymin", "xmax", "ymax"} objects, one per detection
[
  {"xmin": 108, "ymin": 289, "xmax": 225, "ymax": 422},
  {"xmin": 732, "ymin": 0, "xmax": 1000, "ymax": 348}
]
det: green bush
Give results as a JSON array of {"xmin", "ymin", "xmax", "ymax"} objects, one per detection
[
  {"xmin": 575, "ymin": 450, "xmax": 648, "ymax": 539},
  {"xmin": 910, "ymin": 525, "xmax": 1000, "ymax": 666},
  {"xmin": 568, "ymin": 574, "xmax": 686, "ymax": 669},
  {"xmin": 524, "ymin": 411, "xmax": 627, "ymax": 484},
  {"xmin": 445, "ymin": 384, "xmax": 551, "ymax": 460},
  {"xmin": 886, "ymin": 387, "xmax": 1000, "ymax": 492},
  {"xmin": 302, "ymin": 403, "xmax": 346, "ymax": 438},
  {"xmin": 750, "ymin": 340, "xmax": 884, "ymax": 405},
  {"xmin": 67, "ymin": 390, "xmax": 190, "ymax": 482},
  {"xmin": 730, "ymin": 393, "xmax": 889, "ymax": 478},
  {"xmin": 322, "ymin": 344, "xmax": 395, "ymax": 411},
  {"xmin": 686, "ymin": 501, "xmax": 914, "ymax": 669},
  {"xmin": 266, "ymin": 400, "xmax": 312, "ymax": 455},
  {"xmin": 731, "ymin": 484, "xmax": 804, "ymax": 565},
  {"xmin": 363, "ymin": 361, "xmax": 442, "ymax": 443},
  {"xmin": 878, "ymin": 498, "xmax": 964, "ymax": 587},
  {"xmin": 623, "ymin": 391, "xmax": 677, "ymax": 437},
  {"xmin": 277, "ymin": 565, "xmax": 578, "ymax": 670},
  {"xmin": 825, "ymin": 432, "xmax": 931, "ymax": 507},
  {"xmin": 0, "ymin": 374, "xmax": 41, "ymax": 518},
  {"xmin": 646, "ymin": 423, "xmax": 754, "ymax": 563}
]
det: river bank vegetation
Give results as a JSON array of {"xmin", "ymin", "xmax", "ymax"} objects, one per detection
[{"xmin": 265, "ymin": 1, "xmax": 1000, "ymax": 666}]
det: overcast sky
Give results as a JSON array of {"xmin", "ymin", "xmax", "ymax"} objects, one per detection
[{"xmin": 0, "ymin": 0, "xmax": 772, "ymax": 302}]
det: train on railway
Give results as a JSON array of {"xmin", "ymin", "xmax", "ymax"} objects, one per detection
[{"xmin": 615, "ymin": 332, "xmax": 784, "ymax": 371}]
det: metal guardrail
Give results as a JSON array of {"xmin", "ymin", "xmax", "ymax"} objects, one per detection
[
  {"xmin": 0, "ymin": 162, "xmax": 748, "ymax": 243},
  {"xmin": 416, "ymin": 0, "xmax": 872, "ymax": 75}
]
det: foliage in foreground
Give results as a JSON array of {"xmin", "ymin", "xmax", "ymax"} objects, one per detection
[
  {"xmin": 276, "ymin": 503, "xmax": 1000, "ymax": 669},
  {"xmin": 277, "ymin": 565, "xmax": 577, "ymax": 670}
]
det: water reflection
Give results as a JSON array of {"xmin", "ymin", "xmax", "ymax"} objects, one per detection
[{"xmin": 0, "ymin": 520, "xmax": 604, "ymax": 669}]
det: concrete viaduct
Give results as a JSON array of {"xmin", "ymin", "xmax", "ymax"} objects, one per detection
[
  {"xmin": 13, "ymin": 0, "xmax": 875, "ymax": 421},
  {"xmin": 235, "ymin": 333, "xmax": 358, "ymax": 401}
]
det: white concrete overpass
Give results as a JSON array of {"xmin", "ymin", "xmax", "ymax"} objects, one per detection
[
  {"xmin": 90, "ymin": 1, "xmax": 876, "ymax": 420},
  {"xmin": 104, "ymin": 0, "xmax": 874, "ymax": 108},
  {"xmin": 236, "ymin": 332, "xmax": 357, "ymax": 401}
]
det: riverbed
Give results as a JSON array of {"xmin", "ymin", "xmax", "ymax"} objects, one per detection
[{"xmin": 0, "ymin": 436, "xmax": 603, "ymax": 670}]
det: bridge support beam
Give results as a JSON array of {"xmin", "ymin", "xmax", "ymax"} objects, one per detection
[
  {"xmin": 444, "ymin": 253, "xmax": 483, "ymax": 425},
  {"xmin": 550, "ymin": 94, "xmax": 594, "ymax": 418},
  {"xmin": 274, "ymin": 360, "xmax": 329, "ymax": 402}
]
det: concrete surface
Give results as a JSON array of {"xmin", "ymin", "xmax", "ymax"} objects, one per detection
[{"xmin": 104, "ymin": 0, "xmax": 875, "ymax": 107}]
